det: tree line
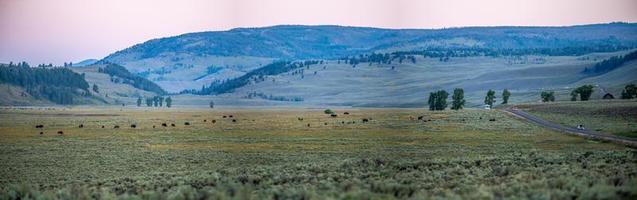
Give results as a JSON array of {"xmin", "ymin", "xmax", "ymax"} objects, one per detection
[
  {"xmin": 137, "ymin": 96, "xmax": 172, "ymax": 107},
  {"xmin": 0, "ymin": 62, "xmax": 89, "ymax": 104},
  {"xmin": 582, "ymin": 50, "xmax": 637, "ymax": 75}
]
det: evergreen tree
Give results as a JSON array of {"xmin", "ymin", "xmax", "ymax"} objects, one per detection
[
  {"xmin": 137, "ymin": 97, "xmax": 142, "ymax": 107},
  {"xmin": 209, "ymin": 101, "xmax": 215, "ymax": 108},
  {"xmin": 484, "ymin": 90, "xmax": 496, "ymax": 106},
  {"xmin": 165, "ymin": 97, "xmax": 172, "ymax": 108},
  {"xmin": 92, "ymin": 84, "xmax": 99, "ymax": 93},
  {"xmin": 451, "ymin": 88, "xmax": 465, "ymax": 110},
  {"xmin": 502, "ymin": 89, "xmax": 510, "ymax": 104},
  {"xmin": 159, "ymin": 96, "xmax": 164, "ymax": 107},
  {"xmin": 146, "ymin": 97, "xmax": 153, "ymax": 107}
]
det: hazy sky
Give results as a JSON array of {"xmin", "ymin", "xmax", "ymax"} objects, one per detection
[{"xmin": 1, "ymin": 0, "xmax": 637, "ymax": 65}]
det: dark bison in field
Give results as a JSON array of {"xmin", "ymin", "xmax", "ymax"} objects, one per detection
[
  {"xmin": 35, "ymin": 125, "xmax": 44, "ymax": 128},
  {"xmin": 131, "ymin": 124, "xmax": 137, "ymax": 128},
  {"xmin": 330, "ymin": 114, "xmax": 338, "ymax": 117},
  {"xmin": 362, "ymin": 118, "xmax": 369, "ymax": 123},
  {"xmin": 184, "ymin": 122, "xmax": 190, "ymax": 126},
  {"xmin": 57, "ymin": 131, "xmax": 64, "ymax": 135},
  {"xmin": 162, "ymin": 123, "xmax": 167, "ymax": 127},
  {"xmin": 78, "ymin": 124, "xmax": 84, "ymax": 128},
  {"xmin": 114, "ymin": 125, "xmax": 120, "ymax": 129}
]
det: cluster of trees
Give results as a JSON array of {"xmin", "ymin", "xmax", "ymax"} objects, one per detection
[
  {"xmin": 427, "ymin": 88, "xmax": 509, "ymax": 111},
  {"xmin": 427, "ymin": 90, "xmax": 449, "ymax": 111},
  {"xmin": 583, "ymin": 50, "xmax": 637, "ymax": 75},
  {"xmin": 0, "ymin": 62, "xmax": 89, "ymax": 104},
  {"xmin": 621, "ymin": 84, "xmax": 637, "ymax": 99},
  {"xmin": 540, "ymin": 91, "xmax": 556, "ymax": 102},
  {"xmin": 244, "ymin": 92, "xmax": 303, "ymax": 102},
  {"xmin": 97, "ymin": 62, "xmax": 166, "ymax": 95},
  {"xmin": 194, "ymin": 60, "xmax": 320, "ymax": 95},
  {"xmin": 137, "ymin": 96, "xmax": 172, "ymax": 107},
  {"xmin": 339, "ymin": 53, "xmax": 417, "ymax": 66},
  {"xmin": 570, "ymin": 85, "xmax": 594, "ymax": 101}
]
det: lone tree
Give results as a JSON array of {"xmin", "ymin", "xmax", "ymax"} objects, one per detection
[
  {"xmin": 484, "ymin": 90, "xmax": 496, "ymax": 107},
  {"xmin": 428, "ymin": 90, "xmax": 449, "ymax": 111},
  {"xmin": 502, "ymin": 89, "xmax": 511, "ymax": 104},
  {"xmin": 541, "ymin": 91, "xmax": 555, "ymax": 102},
  {"xmin": 137, "ymin": 97, "xmax": 142, "ymax": 107},
  {"xmin": 92, "ymin": 84, "xmax": 99, "ymax": 93},
  {"xmin": 165, "ymin": 97, "xmax": 172, "ymax": 108},
  {"xmin": 571, "ymin": 85, "xmax": 595, "ymax": 101},
  {"xmin": 621, "ymin": 84, "xmax": 636, "ymax": 99},
  {"xmin": 209, "ymin": 100, "xmax": 214, "ymax": 108},
  {"xmin": 146, "ymin": 97, "xmax": 153, "ymax": 107},
  {"xmin": 158, "ymin": 96, "xmax": 164, "ymax": 107},
  {"xmin": 451, "ymin": 88, "xmax": 465, "ymax": 110}
]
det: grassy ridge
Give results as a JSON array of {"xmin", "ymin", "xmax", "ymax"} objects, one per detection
[{"xmin": 0, "ymin": 108, "xmax": 635, "ymax": 199}]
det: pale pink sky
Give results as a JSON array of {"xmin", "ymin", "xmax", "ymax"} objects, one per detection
[{"xmin": 1, "ymin": 0, "xmax": 636, "ymax": 65}]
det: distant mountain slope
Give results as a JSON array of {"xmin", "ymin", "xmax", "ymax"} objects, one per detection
[{"xmin": 103, "ymin": 23, "xmax": 637, "ymax": 92}]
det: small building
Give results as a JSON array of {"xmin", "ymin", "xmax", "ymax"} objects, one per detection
[{"xmin": 603, "ymin": 93, "xmax": 615, "ymax": 99}]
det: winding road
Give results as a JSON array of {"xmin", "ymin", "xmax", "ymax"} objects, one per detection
[{"xmin": 503, "ymin": 107, "xmax": 637, "ymax": 148}]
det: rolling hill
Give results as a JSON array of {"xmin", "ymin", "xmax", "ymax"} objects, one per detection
[{"xmin": 103, "ymin": 23, "xmax": 637, "ymax": 93}]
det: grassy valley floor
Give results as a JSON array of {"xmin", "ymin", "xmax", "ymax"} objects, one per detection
[{"xmin": 0, "ymin": 107, "xmax": 635, "ymax": 199}]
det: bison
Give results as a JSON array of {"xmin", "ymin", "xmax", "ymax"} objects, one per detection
[
  {"xmin": 162, "ymin": 123, "xmax": 167, "ymax": 127},
  {"xmin": 212, "ymin": 120, "xmax": 216, "ymax": 123},
  {"xmin": 362, "ymin": 118, "xmax": 369, "ymax": 123},
  {"xmin": 489, "ymin": 118, "xmax": 496, "ymax": 121},
  {"xmin": 232, "ymin": 119, "xmax": 237, "ymax": 123},
  {"xmin": 307, "ymin": 123, "xmax": 311, "ymax": 127},
  {"xmin": 203, "ymin": 119, "xmax": 207, "ymax": 122},
  {"xmin": 223, "ymin": 115, "xmax": 227, "ymax": 118},
  {"xmin": 171, "ymin": 123, "xmax": 175, "ymax": 127},
  {"xmin": 57, "ymin": 131, "xmax": 64, "ymax": 135},
  {"xmin": 229, "ymin": 115, "xmax": 234, "ymax": 118},
  {"xmin": 417, "ymin": 116, "xmax": 424, "ymax": 120},
  {"xmin": 39, "ymin": 132, "xmax": 44, "ymax": 135},
  {"xmin": 78, "ymin": 124, "xmax": 84, "ymax": 128},
  {"xmin": 131, "ymin": 124, "xmax": 137, "ymax": 128},
  {"xmin": 35, "ymin": 125, "xmax": 44, "ymax": 128},
  {"xmin": 184, "ymin": 122, "xmax": 190, "ymax": 126},
  {"xmin": 330, "ymin": 114, "xmax": 338, "ymax": 118},
  {"xmin": 298, "ymin": 117, "xmax": 304, "ymax": 121},
  {"xmin": 343, "ymin": 112, "xmax": 350, "ymax": 115},
  {"xmin": 114, "ymin": 125, "xmax": 120, "ymax": 129},
  {"xmin": 101, "ymin": 125, "xmax": 105, "ymax": 128}
]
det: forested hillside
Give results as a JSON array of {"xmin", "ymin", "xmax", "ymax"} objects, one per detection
[
  {"xmin": 583, "ymin": 50, "xmax": 637, "ymax": 75},
  {"xmin": 96, "ymin": 61, "xmax": 166, "ymax": 95},
  {"xmin": 0, "ymin": 62, "xmax": 89, "ymax": 104}
]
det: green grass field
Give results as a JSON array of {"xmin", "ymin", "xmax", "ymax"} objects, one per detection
[
  {"xmin": 1, "ymin": 107, "xmax": 636, "ymax": 199},
  {"xmin": 519, "ymin": 100, "xmax": 637, "ymax": 138}
]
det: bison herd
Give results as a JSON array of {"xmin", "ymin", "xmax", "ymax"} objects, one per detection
[{"xmin": 33, "ymin": 114, "xmax": 245, "ymax": 135}]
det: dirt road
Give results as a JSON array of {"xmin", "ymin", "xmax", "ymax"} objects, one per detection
[{"xmin": 504, "ymin": 107, "xmax": 637, "ymax": 148}]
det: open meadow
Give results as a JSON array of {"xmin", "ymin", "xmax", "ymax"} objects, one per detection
[
  {"xmin": 1, "ymin": 107, "xmax": 636, "ymax": 199},
  {"xmin": 519, "ymin": 100, "xmax": 637, "ymax": 139}
]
